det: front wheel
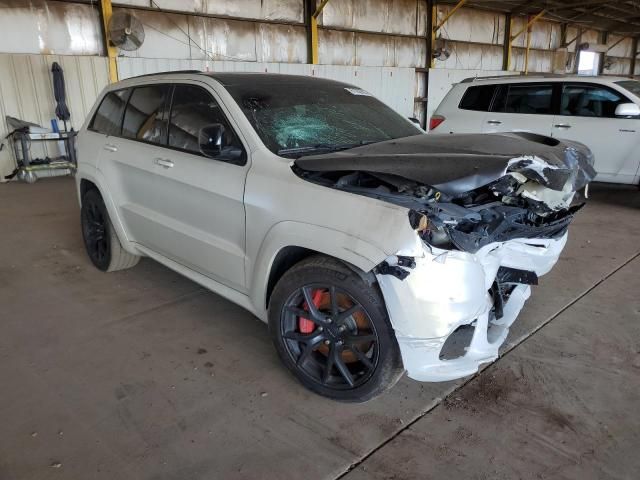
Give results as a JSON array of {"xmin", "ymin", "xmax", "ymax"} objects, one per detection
[{"xmin": 269, "ymin": 255, "xmax": 403, "ymax": 402}]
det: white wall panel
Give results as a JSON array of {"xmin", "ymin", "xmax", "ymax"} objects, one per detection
[
  {"xmin": 0, "ymin": 1, "xmax": 102, "ymax": 55},
  {"xmin": 0, "ymin": 54, "xmax": 109, "ymax": 180},
  {"xmin": 436, "ymin": 6, "xmax": 504, "ymax": 45},
  {"xmin": 321, "ymin": 0, "xmax": 426, "ymax": 36},
  {"xmin": 115, "ymin": 7, "xmax": 306, "ymax": 63},
  {"xmin": 434, "ymin": 43, "xmax": 503, "ymax": 71},
  {"xmin": 114, "ymin": 0, "xmax": 304, "ymax": 22},
  {"xmin": 606, "ymin": 35, "xmax": 634, "ymax": 58},
  {"xmin": 603, "ymin": 57, "xmax": 631, "ymax": 75}
]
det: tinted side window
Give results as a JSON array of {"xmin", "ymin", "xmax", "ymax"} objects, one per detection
[
  {"xmin": 459, "ymin": 85, "xmax": 496, "ymax": 111},
  {"xmin": 560, "ymin": 84, "xmax": 629, "ymax": 118},
  {"xmin": 122, "ymin": 85, "xmax": 169, "ymax": 144},
  {"xmin": 168, "ymin": 85, "xmax": 244, "ymax": 164},
  {"xmin": 90, "ymin": 89, "xmax": 129, "ymax": 135},
  {"xmin": 492, "ymin": 84, "xmax": 553, "ymax": 114}
]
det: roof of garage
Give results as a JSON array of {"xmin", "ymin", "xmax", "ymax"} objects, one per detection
[{"xmin": 438, "ymin": 0, "xmax": 640, "ymax": 36}]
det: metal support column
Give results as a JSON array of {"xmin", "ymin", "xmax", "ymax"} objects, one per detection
[
  {"xmin": 99, "ymin": 0, "xmax": 118, "ymax": 83},
  {"xmin": 508, "ymin": 10, "xmax": 545, "ymax": 72},
  {"xmin": 309, "ymin": 0, "xmax": 330, "ymax": 64},
  {"xmin": 630, "ymin": 37, "xmax": 638, "ymax": 77},
  {"xmin": 431, "ymin": 0, "xmax": 467, "ymax": 68},
  {"xmin": 502, "ymin": 13, "xmax": 511, "ymax": 71}
]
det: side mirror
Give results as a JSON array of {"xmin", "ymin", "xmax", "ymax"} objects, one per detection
[
  {"xmin": 615, "ymin": 103, "xmax": 640, "ymax": 117},
  {"xmin": 199, "ymin": 123, "xmax": 225, "ymax": 157}
]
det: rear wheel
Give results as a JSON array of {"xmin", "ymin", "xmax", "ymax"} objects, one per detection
[
  {"xmin": 269, "ymin": 255, "xmax": 403, "ymax": 402},
  {"xmin": 81, "ymin": 189, "xmax": 139, "ymax": 272}
]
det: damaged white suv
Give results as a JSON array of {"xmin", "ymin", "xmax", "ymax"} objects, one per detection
[{"xmin": 76, "ymin": 72, "xmax": 595, "ymax": 402}]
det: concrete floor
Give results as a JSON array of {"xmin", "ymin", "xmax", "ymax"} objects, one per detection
[{"xmin": 0, "ymin": 177, "xmax": 638, "ymax": 480}]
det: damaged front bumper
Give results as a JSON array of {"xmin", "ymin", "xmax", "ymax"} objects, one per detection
[{"xmin": 376, "ymin": 234, "xmax": 567, "ymax": 382}]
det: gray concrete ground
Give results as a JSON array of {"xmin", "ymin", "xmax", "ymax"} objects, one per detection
[{"xmin": 0, "ymin": 177, "xmax": 638, "ymax": 480}]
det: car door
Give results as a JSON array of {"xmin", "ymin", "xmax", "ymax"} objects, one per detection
[
  {"xmin": 146, "ymin": 82, "xmax": 248, "ymax": 292},
  {"xmin": 482, "ymin": 82, "xmax": 555, "ymax": 136},
  {"xmin": 98, "ymin": 83, "xmax": 171, "ymax": 244},
  {"xmin": 552, "ymin": 83, "xmax": 640, "ymax": 184}
]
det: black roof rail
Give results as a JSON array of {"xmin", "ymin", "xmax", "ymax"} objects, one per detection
[
  {"xmin": 460, "ymin": 73, "xmax": 566, "ymax": 83},
  {"xmin": 125, "ymin": 70, "xmax": 203, "ymax": 79}
]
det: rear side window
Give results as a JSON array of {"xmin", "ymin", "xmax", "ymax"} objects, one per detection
[
  {"xmin": 459, "ymin": 85, "xmax": 496, "ymax": 111},
  {"xmin": 560, "ymin": 84, "xmax": 629, "ymax": 118},
  {"xmin": 168, "ymin": 84, "xmax": 245, "ymax": 164},
  {"xmin": 122, "ymin": 85, "xmax": 170, "ymax": 145},
  {"xmin": 492, "ymin": 84, "xmax": 553, "ymax": 115},
  {"xmin": 90, "ymin": 89, "xmax": 129, "ymax": 135}
]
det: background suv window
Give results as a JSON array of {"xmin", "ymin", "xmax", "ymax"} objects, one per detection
[
  {"xmin": 168, "ymin": 85, "xmax": 244, "ymax": 163},
  {"xmin": 122, "ymin": 85, "xmax": 170, "ymax": 144},
  {"xmin": 90, "ymin": 89, "xmax": 130, "ymax": 135},
  {"xmin": 560, "ymin": 84, "xmax": 629, "ymax": 118},
  {"xmin": 459, "ymin": 85, "xmax": 496, "ymax": 111},
  {"xmin": 492, "ymin": 84, "xmax": 553, "ymax": 114}
]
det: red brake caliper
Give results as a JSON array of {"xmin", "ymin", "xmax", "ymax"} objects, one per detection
[{"xmin": 299, "ymin": 289, "xmax": 323, "ymax": 333}]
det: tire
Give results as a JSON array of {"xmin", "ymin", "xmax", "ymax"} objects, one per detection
[
  {"xmin": 269, "ymin": 255, "xmax": 403, "ymax": 402},
  {"xmin": 81, "ymin": 188, "xmax": 140, "ymax": 272}
]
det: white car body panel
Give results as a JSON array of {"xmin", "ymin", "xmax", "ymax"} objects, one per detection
[
  {"xmin": 76, "ymin": 72, "xmax": 591, "ymax": 384},
  {"xmin": 378, "ymin": 235, "xmax": 566, "ymax": 381},
  {"xmin": 431, "ymin": 75, "xmax": 640, "ymax": 185}
]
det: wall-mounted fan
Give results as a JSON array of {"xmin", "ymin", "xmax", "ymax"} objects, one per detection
[
  {"xmin": 433, "ymin": 39, "xmax": 451, "ymax": 61},
  {"xmin": 602, "ymin": 56, "xmax": 616, "ymax": 70},
  {"xmin": 108, "ymin": 11, "xmax": 145, "ymax": 51}
]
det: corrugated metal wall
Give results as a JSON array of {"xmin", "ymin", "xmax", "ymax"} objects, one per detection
[{"xmin": 0, "ymin": 54, "xmax": 109, "ymax": 179}]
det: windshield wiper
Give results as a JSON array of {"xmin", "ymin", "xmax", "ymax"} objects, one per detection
[{"xmin": 277, "ymin": 141, "xmax": 375, "ymax": 157}]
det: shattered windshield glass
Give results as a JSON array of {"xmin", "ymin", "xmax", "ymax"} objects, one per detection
[{"xmin": 224, "ymin": 81, "xmax": 422, "ymax": 156}]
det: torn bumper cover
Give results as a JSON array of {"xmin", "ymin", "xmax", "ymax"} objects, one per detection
[
  {"xmin": 294, "ymin": 132, "xmax": 595, "ymax": 382},
  {"xmin": 376, "ymin": 235, "xmax": 567, "ymax": 382}
]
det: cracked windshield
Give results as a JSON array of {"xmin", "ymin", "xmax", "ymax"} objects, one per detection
[{"xmin": 226, "ymin": 81, "xmax": 421, "ymax": 156}]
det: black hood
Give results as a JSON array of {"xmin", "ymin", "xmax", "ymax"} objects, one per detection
[{"xmin": 294, "ymin": 132, "xmax": 596, "ymax": 194}]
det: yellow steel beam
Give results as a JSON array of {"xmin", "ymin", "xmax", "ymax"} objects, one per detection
[
  {"xmin": 430, "ymin": 0, "xmax": 467, "ymax": 68},
  {"xmin": 310, "ymin": 0, "xmax": 331, "ymax": 64},
  {"xmin": 508, "ymin": 10, "xmax": 545, "ymax": 72},
  {"xmin": 430, "ymin": 3, "xmax": 437, "ymax": 68},
  {"xmin": 100, "ymin": 0, "xmax": 118, "ymax": 83},
  {"xmin": 434, "ymin": 0, "xmax": 467, "ymax": 33},
  {"xmin": 511, "ymin": 10, "xmax": 546, "ymax": 42}
]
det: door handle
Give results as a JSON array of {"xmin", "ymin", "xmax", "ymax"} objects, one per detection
[
  {"xmin": 153, "ymin": 158, "xmax": 174, "ymax": 169},
  {"xmin": 619, "ymin": 129, "xmax": 636, "ymax": 133},
  {"xmin": 103, "ymin": 144, "xmax": 118, "ymax": 152},
  {"xmin": 487, "ymin": 120, "xmax": 502, "ymax": 125},
  {"xmin": 554, "ymin": 124, "xmax": 571, "ymax": 129}
]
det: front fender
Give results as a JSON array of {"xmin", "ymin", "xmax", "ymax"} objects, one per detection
[{"xmin": 247, "ymin": 221, "xmax": 391, "ymax": 321}]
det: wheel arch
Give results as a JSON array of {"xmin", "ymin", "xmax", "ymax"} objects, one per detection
[
  {"xmin": 76, "ymin": 170, "xmax": 140, "ymax": 257},
  {"xmin": 248, "ymin": 221, "xmax": 389, "ymax": 320}
]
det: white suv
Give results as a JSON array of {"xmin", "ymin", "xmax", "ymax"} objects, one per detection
[
  {"xmin": 430, "ymin": 75, "xmax": 640, "ymax": 185},
  {"xmin": 76, "ymin": 71, "xmax": 594, "ymax": 401}
]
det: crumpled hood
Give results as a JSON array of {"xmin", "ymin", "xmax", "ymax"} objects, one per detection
[{"xmin": 294, "ymin": 132, "xmax": 596, "ymax": 195}]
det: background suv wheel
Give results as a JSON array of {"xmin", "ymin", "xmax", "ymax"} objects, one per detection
[
  {"xmin": 269, "ymin": 255, "xmax": 403, "ymax": 402},
  {"xmin": 81, "ymin": 189, "xmax": 140, "ymax": 272}
]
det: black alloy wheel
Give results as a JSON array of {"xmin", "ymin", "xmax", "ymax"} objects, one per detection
[
  {"xmin": 269, "ymin": 255, "xmax": 403, "ymax": 402},
  {"xmin": 281, "ymin": 284, "xmax": 379, "ymax": 389},
  {"xmin": 81, "ymin": 189, "xmax": 111, "ymax": 271}
]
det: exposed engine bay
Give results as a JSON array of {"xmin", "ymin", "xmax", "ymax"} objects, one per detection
[
  {"xmin": 292, "ymin": 131, "xmax": 596, "ymax": 382},
  {"xmin": 293, "ymin": 132, "xmax": 596, "ymax": 254}
]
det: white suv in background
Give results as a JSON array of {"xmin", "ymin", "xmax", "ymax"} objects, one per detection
[{"xmin": 430, "ymin": 75, "xmax": 640, "ymax": 185}]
